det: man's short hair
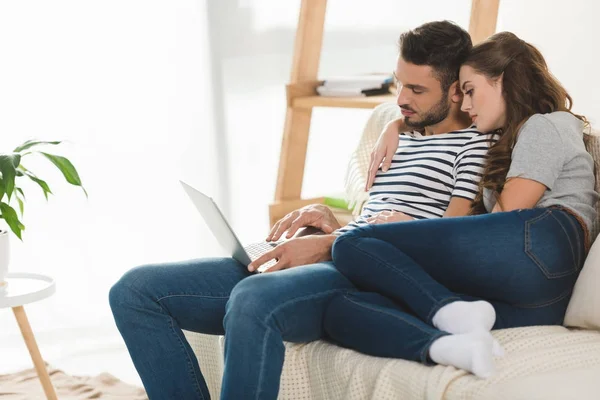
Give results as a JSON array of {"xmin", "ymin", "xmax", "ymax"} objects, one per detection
[{"xmin": 398, "ymin": 21, "xmax": 472, "ymax": 92}]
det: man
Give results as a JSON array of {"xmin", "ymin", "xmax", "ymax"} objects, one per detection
[
  {"xmin": 110, "ymin": 20, "xmax": 487, "ymax": 400},
  {"xmin": 253, "ymin": 19, "xmax": 484, "ymax": 271}
]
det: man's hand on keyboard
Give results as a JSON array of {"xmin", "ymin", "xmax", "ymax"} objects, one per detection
[
  {"xmin": 248, "ymin": 235, "xmax": 337, "ymax": 273},
  {"xmin": 266, "ymin": 204, "xmax": 342, "ymax": 242}
]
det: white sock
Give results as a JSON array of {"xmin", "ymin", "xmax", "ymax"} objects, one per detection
[
  {"xmin": 429, "ymin": 331, "xmax": 499, "ymax": 379},
  {"xmin": 432, "ymin": 300, "xmax": 496, "ymax": 334}
]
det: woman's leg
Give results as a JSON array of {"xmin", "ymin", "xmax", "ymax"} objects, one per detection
[
  {"xmin": 221, "ymin": 262, "xmax": 356, "ymax": 400},
  {"xmin": 331, "ymin": 208, "xmax": 585, "ymax": 332},
  {"xmin": 323, "ymin": 291, "xmax": 502, "ymax": 378},
  {"xmin": 109, "ymin": 257, "xmax": 252, "ymax": 400},
  {"xmin": 324, "ymin": 291, "xmax": 447, "ymax": 362}
]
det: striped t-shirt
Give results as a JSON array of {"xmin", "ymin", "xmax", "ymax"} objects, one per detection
[{"xmin": 337, "ymin": 128, "xmax": 497, "ymax": 234}]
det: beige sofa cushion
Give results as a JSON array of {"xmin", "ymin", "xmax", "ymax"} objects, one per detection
[
  {"xmin": 344, "ymin": 103, "xmax": 402, "ymax": 215},
  {"xmin": 564, "ymin": 131, "xmax": 600, "ymax": 329},
  {"xmin": 185, "ymin": 326, "xmax": 600, "ymax": 400},
  {"xmin": 565, "ymin": 237, "xmax": 600, "ymax": 329}
]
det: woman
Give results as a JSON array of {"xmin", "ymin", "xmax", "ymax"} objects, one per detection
[{"xmin": 323, "ymin": 31, "xmax": 597, "ymax": 379}]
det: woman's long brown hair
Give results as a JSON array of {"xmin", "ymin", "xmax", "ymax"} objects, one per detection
[{"xmin": 465, "ymin": 32, "xmax": 588, "ymax": 214}]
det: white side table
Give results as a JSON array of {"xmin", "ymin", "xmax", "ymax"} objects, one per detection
[{"xmin": 0, "ymin": 272, "xmax": 58, "ymax": 400}]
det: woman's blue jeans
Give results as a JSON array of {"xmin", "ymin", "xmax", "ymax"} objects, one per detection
[
  {"xmin": 109, "ymin": 259, "xmax": 356, "ymax": 400},
  {"xmin": 324, "ymin": 208, "xmax": 586, "ymax": 364}
]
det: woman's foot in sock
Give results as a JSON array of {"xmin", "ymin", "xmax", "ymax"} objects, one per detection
[
  {"xmin": 429, "ymin": 331, "xmax": 499, "ymax": 379},
  {"xmin": 432, "ymin": 300, "xmax": 496, "ymax": 334}
]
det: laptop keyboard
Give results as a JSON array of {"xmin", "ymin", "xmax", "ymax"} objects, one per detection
[{"xmin": 244, "ymin": 241, "xmax": 282, "ymax": 271}]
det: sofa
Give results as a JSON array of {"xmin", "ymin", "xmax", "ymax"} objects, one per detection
[{"xmin": 183, "ymin": 103, "xmax": 600, "ymax": 400}]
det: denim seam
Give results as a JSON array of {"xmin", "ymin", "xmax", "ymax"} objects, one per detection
[
  {"xmin": 426, "ymin": 296, "xmax": 462, "ymax": 325},
  {"xmin": 264, "ymin": 288, "xmax": 353, "ymax": 323},
  {"xmin": 562, "ymin": 212, "xmax": 584, "ymax": 269},
  {"xmin": 333, "ymin": 233, "xmax": 353, "ymax": 246},
  {"xmin": 513, "ymin": 288, "xmax": 573, "ymax": 309},
  {"xmin": 342, "ymin": 294, "xmax": 434, "ymax": 335},
  {"xmin": 255, "ymin": 326, "xmax": 274, "ymax": 400},
  {"xmin": 550, "ymin": 212, "xmax": 578, "ymax": 271},
  {"xmin": 168, "ymin": 316, "xmax": 205, "ymax": 400},
  {"xmin": 341, "ymin": 236, "xmax": 458, "ymax": 324},
  {"xmin": 341, "ymin": 294, "xmax": 448, "ymax": 363},
  {"xmin": 120, "ymin": 283, "xmax": 206, "ymax": 400},
  {"xmin": 525, "ymin": 210, "xmax": 577, "ymax": 279},
  {"xmin": 156, "ymin": 293, "xmax": 229, "ymax": 302},
  {"xmin": 254, "ymin": 288, "xmax": 350, "ymax": 399},
  {"xmin": 550, "ymin": 205, "xmax": 591, "ymax": 252}
]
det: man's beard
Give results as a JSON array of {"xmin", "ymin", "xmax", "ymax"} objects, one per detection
[{"xmin": 403, "ymin": 95, "xmax": 451, "ymax": 130}]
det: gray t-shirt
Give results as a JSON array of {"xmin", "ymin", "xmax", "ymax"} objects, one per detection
[{"xmin": 483, "ymin": 111, "xmax": 598, "ymax": 232}]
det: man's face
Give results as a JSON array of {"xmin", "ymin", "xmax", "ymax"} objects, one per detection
[{"xmin": 394, "ymin": 56, "xmax": 450, "ymax": 129}]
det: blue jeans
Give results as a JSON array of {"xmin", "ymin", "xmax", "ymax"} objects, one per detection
[
  {"xmin": 324, "ymin": 208, "xmax": 586, "ymax": 364},
  {"xmin": 109, "ymin": 258, "xmax": 355, "ymax": 400}
]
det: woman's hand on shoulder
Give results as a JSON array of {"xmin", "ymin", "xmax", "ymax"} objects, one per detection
[{"xmin": 366, "ymin": 118, "xmax": 405, "ymax": 191}]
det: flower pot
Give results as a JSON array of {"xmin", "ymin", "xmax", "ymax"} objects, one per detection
[{"xmin": 0, "ymin": 229, "xmax": 9, "ymax": 287}]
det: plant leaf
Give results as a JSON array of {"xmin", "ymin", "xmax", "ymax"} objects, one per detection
[
  {"xmin": 13, "ymin": 140, "xmax": 62, "ymax": 153},
  {"xmin": 22, "ymin": 170, "xmax": 52, "ymax": 200},
  {"xmin": 39, "ymin": 153, "xmax": 83, "ymax": 186},
  {"xmin": 0, "ymin": 153, "xmax": 21, "ymax": 201},
  {"xmin": 15, "ymin": 188, "xmax": 24, "ymax": 216},
  {"xmin": 0, "ymin": 202, "xmax": 23, "ymax": 240},
  {"xmin": 0, "ymin": 180, "xmax": 4, "ymax": 201},
  {"xmin": 16, "ymin": 197, "xmax": 24, "ymax": 217}
]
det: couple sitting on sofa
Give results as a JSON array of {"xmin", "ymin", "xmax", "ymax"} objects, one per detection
[{"xmin": 109, "ymin": 20, "xmax": 598, "ymax": 400}]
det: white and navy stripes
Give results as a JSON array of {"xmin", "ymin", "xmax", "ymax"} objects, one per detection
[{"xmin": 336, "ymin": 128, "xmax": 497, "ymax": 234}]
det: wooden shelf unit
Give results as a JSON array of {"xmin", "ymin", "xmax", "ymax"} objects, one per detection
[
  {"xmin": 288, "ymin": 81, "xmax": 396, "ymax": 109},
  {"xmin": 268, "ymin": 0, "xmax": 500, "ymax": 227}
]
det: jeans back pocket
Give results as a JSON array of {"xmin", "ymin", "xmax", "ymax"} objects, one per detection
[{"xmin": 525, "ymin": 210, "xmax": 582, "ymax": 279}]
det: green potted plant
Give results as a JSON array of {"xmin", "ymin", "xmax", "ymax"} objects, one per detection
[{"xmin": 0, "ymin": 140, "xmax": 86, "ymax": 292}]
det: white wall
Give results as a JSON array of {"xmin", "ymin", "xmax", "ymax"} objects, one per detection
[
  {"xmin": 0, "ymin": 0, "xmax": 225, "ymax": 366},
  {"xmin": 497, "ymin": 0, "xmax": 600, "ymax": 125}
]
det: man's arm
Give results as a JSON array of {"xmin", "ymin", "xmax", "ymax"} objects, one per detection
[
  {"xmin": 248, "ymin": 234, "xmax": 336, "ymax": 273},
  {"xmin": 267, "ymin": 204, "xmax": 342, "ymax": 242},
  {"xmin": 254, "ymin": 200, "xmax": 363, "ymax": 272},
  {"xmin": 253, "ymin": 197, "xmax": 475, "ymax": 273}
]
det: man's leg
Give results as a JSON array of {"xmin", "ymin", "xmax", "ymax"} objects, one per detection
[
  {"xmin": 109, "ymin": 257, "xmax": 252, "ymax": 400},
  {"xmin": 220, "ymin": 262, "xmax": 356, "ymax": 400}
]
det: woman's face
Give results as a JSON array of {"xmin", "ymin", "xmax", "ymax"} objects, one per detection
[{"xmin": 459, "ymin": 65, "xmax": 506, "ymax": 132}]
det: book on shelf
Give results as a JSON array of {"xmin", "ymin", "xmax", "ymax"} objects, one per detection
[
  {"xmin": 321, "ymin": 74, "xmax": 393, "ymax": 88},
  {"xmin": 317, "ymin": 73, "xmax": 393, "ymax": 97},
  {"xmin": 317, "ymin": 86, "xmax": 391, "ymax": 97}
]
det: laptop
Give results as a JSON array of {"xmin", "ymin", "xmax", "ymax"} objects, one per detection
[{"xmin": 180, "ymin": 180, "xmax": 282, "ymax": 273}]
